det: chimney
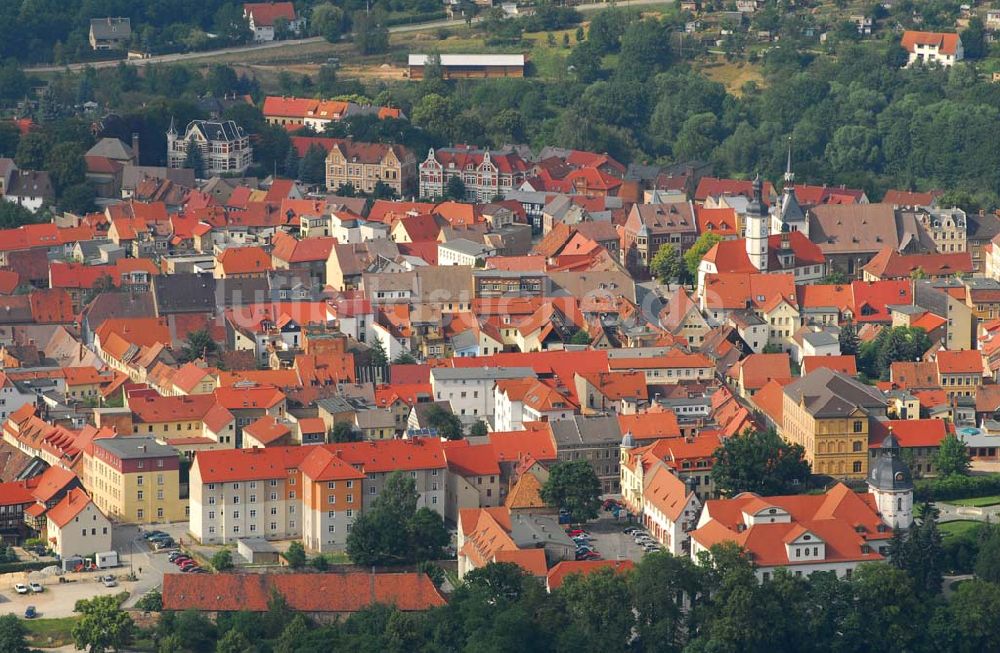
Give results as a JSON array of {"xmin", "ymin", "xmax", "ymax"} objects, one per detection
[{"xmin": 131, "ymin": 132, "xmax": 140, "ymax": 164}]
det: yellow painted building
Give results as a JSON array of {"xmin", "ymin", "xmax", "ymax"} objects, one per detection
[
  {"xmin": 781, "ymin": 368, "xmax": 887, "ymax": 479},
  {"xmin": 84, "ymin": 436, "xmax": 187, "ymax": 524}
]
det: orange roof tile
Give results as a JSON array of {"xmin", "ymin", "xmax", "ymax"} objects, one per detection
[
  {"xmin": 546, "ymin": 560, "xmax": 634, "ymax": 590},
  {"xmin": 46, "ymin": 487, "xmax": 94, "ymax": 528},
  {"xmin": 163, "ymin": 571, "xmax": 444, "ymax": 612},
  {"xmin": 217, "ymin": 246, "xmax": 272, "ymax": 275}
]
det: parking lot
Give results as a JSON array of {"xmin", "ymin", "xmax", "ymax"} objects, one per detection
[
  {"xmin": 0, "ymin": 571, "xmax": 131, "ymax": 619},
  {"xmin": 571, "ymin": 511, "xmax": 652, "ymax": 563}
]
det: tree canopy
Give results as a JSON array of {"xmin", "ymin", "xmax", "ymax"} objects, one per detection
[
  {"xmin": 540, "ymin": 459, "xmax": 602, "ymax": 522},
  {"xmin": 711, "ymin": 428, "xmax": 811, "ymax": 496}
]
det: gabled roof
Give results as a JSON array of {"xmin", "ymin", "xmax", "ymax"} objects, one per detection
[
  {"xmin": 783, "ymin": 367, "xmax": 887, "ymax": 418},
  {"xmin": 728, "ymin": 353, "xmax": 792, "ymax": 391},
  {"xmin": 862, "ymin": 247, "xmax": 973, "ymax": 280},
  {"xmin": 163, "ymin": 571, "xmax": 444, "ymax": 613},
  {"xmin": 443, "ymin": 442, "xmax": 501, "ymax": 477},
  {"xmin": 801, "ymin": 355, "xmax": 857, "ymax": 376},
  {"xmin": 217, "ymin": 246, "xmax": 272, "ymax": 275},
  {"xmin": 695, "ymin": 177, "xmax": 775, "ymax": 203},
  {"xmin": 243, "ymin": 416, "xmax": 292, "ymax": 446},
  {"xmin": 46, "ymin": 487, "xmax": 96, "ymax": 529},
  {"xmin": 870, "ymin": 419, "xmax": 948, "ymax": 449},
  {"xmin": 935, "ymin": 349, "xmax": 984, "ymax": 375},
  {"xmin": 901, "ymin": 30, "xmax": 961, "ymax": 55}
]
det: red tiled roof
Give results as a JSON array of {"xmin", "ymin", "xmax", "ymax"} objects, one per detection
[
  {"xmin": 870, "ymin": 419, "xmax": 948, "ymax": 449},
  {"xmin": 618, "ymin": 412, "xmax": 681, "ymax": 441},
  {"xmin": 862, "ymin": 247, "xmax": 973, "ymax": 280},
  {"xmin": 29, "ymin": 467, "xmax": 77, "ymax": 503},
  {"xmin": 935, "ymin": 349, "xmax": 984, "ymax": 375},
  {"xmin": 0, "ymin": 270, "xmax": 19, "ymax": 294},
  {"xmin": 882, "ymin": 189, "xmax": 941, "ymax": 207},
  {"xmin": 850, "ymin": 280, "xmax": 912, "ymax": 323},
  {"xmin": 29, "ymin": 289, "xmax": 75, "ymax": 324},
  {"xmin": 243, "ymin": 416, "xmax": 291, "ymax": 446},
  {"xmin": 217, "ymin": 246, "xmax": 272, "ymax": 275},
  {"xmin": 801, "ymin": 355, "xmax": 857, "ymax": 376},
  {"xmin": 46, "ymin": 487, "xmax": 94, "ymax": 528},
  {"xmin": 488, "ymin": 423, "xmax": 557, "ymax": 463},
  {"xmin": 163, "ymin": 571, "xmax": 444, "ymax": 612},
  {"xmin": 901, "ymin": 30, "xmax": 961, "ymax": 55},
  {"xmin": 443, "ymin": 442, "xmax": 501, "ymax": 477},
  {"xmin": 214, "ymin": 385, "xmax": 286, "ymax": 410},
  {"xmin": 299, "ymin": 446, "xmax": 365, "ymax": 482},
  {"xmin": 244, "ymin": 2, "xmax": 296, "ymax": 26},
  {"xmin": 695, "ymin": 177, "xmax": 775, "ymax": 203},
  {"xmin": 729, "ymin": 353, "xmax": 792, "ymax": 391}
]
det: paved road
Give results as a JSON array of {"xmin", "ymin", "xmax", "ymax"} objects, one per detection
[
  {"xmin": 935, "ymin": 502, "xmax": 1000, "ymax": 523},
  {"xmin": 26, "ymin": 0, "xmax": 667, "ymax": 73}
]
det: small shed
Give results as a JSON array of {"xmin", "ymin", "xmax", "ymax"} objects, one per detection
[{"xmin": 237, "ymin": 538, "xmax": 280, "ymax": 565}]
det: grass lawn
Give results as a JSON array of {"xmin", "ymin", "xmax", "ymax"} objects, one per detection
[
  {"xmin": 700, "ymin": 56, "xmax": 764, "ymax": 95},
  {"xmin": 939, "ymin": 520, "xmax": 983, "ymax": 539},
  {"xmin": 948, "ymin": 496, "xmax": 1000, "ymax": 507},
  {"xmin": 23, "ymin": 616, "xmax": 78, "ymax": 648}
]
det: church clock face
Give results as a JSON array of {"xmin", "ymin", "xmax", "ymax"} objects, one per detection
[{"xmin": 894, "ymin": 472, "xmax": 905, "ymax": 482}]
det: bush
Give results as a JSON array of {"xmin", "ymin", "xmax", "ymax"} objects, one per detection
[
  {"xmin": 914, "ymin": 474, "xmax": 1000, "ymax": 502},
  {"xmin": 211, "ymin": 549, "xmax": 234, "ymax": 571},
  {"xmin": 941, "ymin": 526, "xmax": 983, "ymax": 574},
  {"xmin": 135, "ymin": 589, "xmax": 163, "ymax": 612},
  {"xmin": 0, "ymin": 561, "xmax": 48, "ymax": 574}
]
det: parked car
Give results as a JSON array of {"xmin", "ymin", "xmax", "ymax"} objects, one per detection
[
  {"xmin": 102, "ymin": 575, "xmax": 118, "ymax": 588},
  {"xmin": 28, "ymin": 582, "xmax": 43, "ymax": 593},
  {"xmin": 153, "ymin": 539, "xmax": 174, "ymax": 550},
  {"xmin": 179, "ymin": 562, "xmax": 199, "ymax": 571},
  {"xmin": 168, "ymin": 552, "xmax": 187, "ymax": 562},
  {"xmin": 576, "ymin": 551, "xmax": 602, "ymax": 561},
  {"xmin": 191, "ymin": 568, "xmax": 210, "ymax": 574},
  {"xmin": 623, "ymin": 527, "xmax": 641, "ymax": 535},
  {"xmin": 13, "ymin": 584, "xmax": 28, "ymax": 595},
  {"xmin": 143, "ymin": 530, "xmax": 168, "ymax": 540},
  {"xmin": 566, "ymin": 529, "xmax": 588, "ymax": 537},
  {"xmin": 180, "ymin": 565, "xmax": 199, "ymax": 573},
  {"xmin": 24, "ymin": 606, "xmax": 36, "ymax": 619}
]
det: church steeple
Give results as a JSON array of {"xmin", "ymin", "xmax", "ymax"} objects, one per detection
[
  {"xmin": 867, "ymin": 427, "xmax": 914, "ymax": 530},
  {"xmin": 745, "ymin": 173, "xmax": 768, "ymax": 272},
  {"xmin": 784, "ymin": 137, "xmax": 794, "ymax": 186}
]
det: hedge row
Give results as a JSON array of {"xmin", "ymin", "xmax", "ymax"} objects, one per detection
[
  {"xmin": 914, "ymin": 473, "xmax": 1000, "ymax": 502},
  {"xmin": 384, "ymin": 11, "xmax": 447, "ymax": 27},
  {"xmin": 0, "ymin": 560, "xmax": 51, "ymax": 574}
]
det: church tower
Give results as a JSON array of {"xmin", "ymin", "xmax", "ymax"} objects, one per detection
[
  {"xmin": 745, "ymin": 174, "xmax": 769, "ymax": 272},
  {"xmin": 772, "ymin": 139, "xmax": 808, "ymax": 237},
  {"xmin": 867, "ymin": 429, "xmax": 914, "ymax": 530}
]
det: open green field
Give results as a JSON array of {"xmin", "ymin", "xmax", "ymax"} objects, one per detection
[
  {"xmin": 947, "ymin": 495, "xmax": 1000, "ymax": 507},
  {"xmin": 23, "ymin": 616, "xmax": 78, "ymax": 648},
  {"xmin": 939, "ymin": 520, "xmax": 983, "ymax": 539}
]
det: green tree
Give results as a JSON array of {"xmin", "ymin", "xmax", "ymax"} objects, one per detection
[
  {"xmin": 283, "ymin": 145, "xmax": 300, "ymax": 179},
  {"xmin": 934, "ymin": 433, "xmax": 971, "ymax": 477},
  {"xmin": 392, "ymin": 351, "xmax": 416, "ymax": 364},
  {"xmin": 962, "ymin": 17, "xmax": 987, "ymax": 59},
  {"xmin": 45, "ymin": 142, "xmax": 86, "ymax": 193},
  {"xmin": 424, "ymin": 404, "xmax": 463, "ymax": 440},
  {"xmin": 569, "ymin": 329, "xmax": 592, "ymax": 345},
  {"xmin": 211, "ymin": 548, "xmax": 234, "ymax": 571},
  {"xmin": 298, "ymin": 143, "xmax": 328, "ymax": 185},
  {"xmin": 930, "ymin": 578, "xmax": 1000, "ymax": 652},
  {"xmin": 446, "ymin": 175, "xmax": 467, "ymax": 201},
  {"xmin": 0, "ymin": 121, "xmax": 19, "ymax": 157},
  {"xmin": 60, "ymin": 182, "xmax": 97, "ymax": 214},
  {"xmin": 976, "ymin": 526, "xmax": 1000, "ymax": 583},
  {"xmin": 184, "ymin": 140, "xmax": 206, "ymax": 179},
  {"xmin": 711, "ymin": 428, "xmax": 810, "ymax": 496},
  {"xmin": 215, "ymin": 628, "xmax": 252, "ymax": 653},
  {"xmin": 354, "ymin": 12, "xmax": 389, "ymax": 55},
  {"xmin": 72, "ymin": 594, "xmax": 135, "ymax": 653},
  {"xmin": 566, "ymin": 40, "xmax": 604, "ymax": 83},
  {"xmin": 683, "ymin": 232, "xmax": 723, "ymax": 279},
  {"xmin": 274, "ymin": 615, "xmax": 309, "ymax": 653},
  {"xmin": 284, "ymin": 541, "xmax": 306, "ymax": 569},
  {"xmin": 0, "ymin": 202, "xmax": 35, "ymax": 229},
  {"xmin": 468, "ymin": 420, "xmax": 488, "ymax": 437},
  {"xmin": 839, "ymin": 320, "xmax": 860, "ymax": 356},
  {"xmin": 632, "ymin": 552, "xmax": 703, "ymax": 652},
  {"xmin": 820, "ymin": 269, "xmax": 850, "ymax": 284},
  {"xmin": 135, "ymin": 590, "xmax": 163, "ymax": 612},
  {"xmin": 890, "ymin": 505, "xmax": 943, "ymax": 596},
  {"xmin": 369, "ymin": 339, "xmax": 388, "ymax": 367},
  {"xmin": 0, "ymin": 614, "xmax": 29, "ymax": 653},
  {"xmin": 347, "ymin": 471, "xmax": 449, "ymax": 566},
  {"xmin": 558, "ymin": 567, "xmax": 634, "ymax": 652},
  {"xmin": 858, "ymin": 326, "xmax": 933, "ymax": 381},
  {"xmin": 650, "ymin": 243, "xmax": 684, "ymax": 284},
  {"xmin": 180, "ymin": 329, "xmax": 218, "ymax": 363},
  {"xmin": 575, "ymin": 26, "xmax": 585, "ymax": 42},
  {"xmin": 14, "ymin": 132, "xmax": 52, "ymax": 170},
  {"xmin": 541, "ymin": 460, "xmax": 602, "ymax": 522},
  {"xmin": 618, "ymin": 18, "xmax": 672, "ymax": 79},
  {"xmin": 331, "ymin": 421, "xmax": 360, "ymax": 443}
]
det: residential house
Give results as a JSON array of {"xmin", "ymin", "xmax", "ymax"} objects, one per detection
[
  {"xmin": 622, "ymin": 202, "xmax": 698, "ymax": 274},
  {"xmin": 418, "ymin": 147, "xmax": 531, "ymax": 202},
  {"xmin": 46, "ymin": 488, "xmax": 112, "ymax": 558},
  {"xmin": 901, "ymin": 30, "xmax": 964, "ymax": 67},
  {"xmin": 167, "ymin": 119, "xmax": 253, "ymax": 177},
  {"xmin": 89, "ymin": 17, "xmax": 131, "ymax": 50},
  {"xmin": 325, "ymin": 140, "xmax": 416, "ymax": 196},
  {"xmin": 243, "ymin": 2, "xmax": 305, "ymax": 41}
]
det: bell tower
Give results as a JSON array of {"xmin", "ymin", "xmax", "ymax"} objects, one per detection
[
  {"xmin": 867, "ymin": 429, "xmax": 914, "ymax": 530},
  {"xmin": 745, "ymin": 173, "xmax": 769, "ymax": 272}
]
